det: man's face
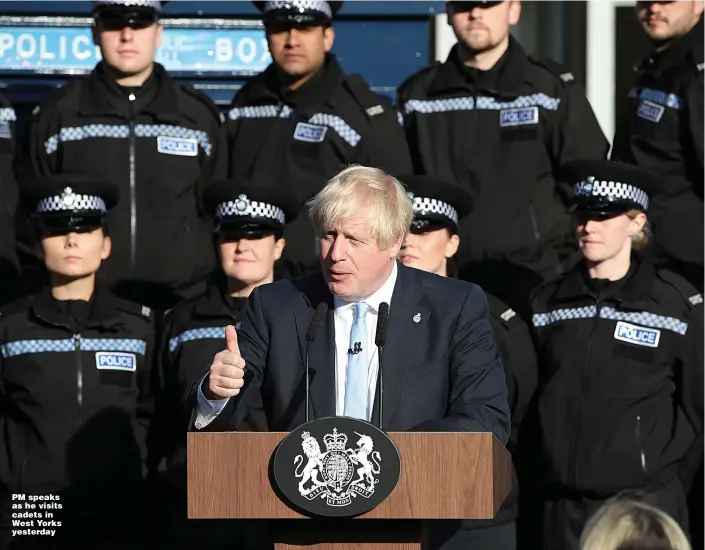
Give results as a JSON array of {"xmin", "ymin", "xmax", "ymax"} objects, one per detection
[
  {"xmin": 446, "ymin": 1, "xmax": 521, "ymax": 53},
  {"xmin": 319, "ymin": 213, "xmax": 402, "ymax": 302},
  {"xmin": 636, "ymin": 1, "xmax": 704, "ymax": 44},
  {"xmin": 218, "ymin": 233, "xmax": 285, "ymax": 287},
  {"xmin": 266, "ymin": 22, "xmax": 334, "ymax": 79},
  {"xmin": 40, "ymin": 229, "xmax": 111, "ymax": 279},
  {"xmin": 93, "ymin": 16, "xmax": 162, "ymax": 77}
]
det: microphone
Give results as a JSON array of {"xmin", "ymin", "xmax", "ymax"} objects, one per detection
[
  {"xmin": 305, "ymin": 302, "xmax": 328, "ymax": 423},
  {"xmin": 374, "ymin": 302, "xmax": 390, "ymax": 430}
]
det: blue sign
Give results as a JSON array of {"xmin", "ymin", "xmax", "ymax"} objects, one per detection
[{"xmin": 0, "ymin": 25, "xmax": 271, "ymax": 74}]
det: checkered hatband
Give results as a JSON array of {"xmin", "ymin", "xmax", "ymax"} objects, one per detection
[
  {"xmin": 216, "ymin": 194, "xmax": 286, "ymax": 225},
  {"xmin": 94, "ymin": 0, "xmax": 162, "ymax": 11},
  {"xmin": 410, "ymin": 196, "xmax": 459, "ymax": 224},
  {"xmin": 264, "ymin": 0, "xmax": 332, "ymax": 18},
  {"xmin": 574, "ymin": 177, "xmax": 649, "ymax": 211},
  {"xmin": 35, "ymin": 187, "xmax": 107, "ymax": 214}
]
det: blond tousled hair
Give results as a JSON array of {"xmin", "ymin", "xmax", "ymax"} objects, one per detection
[
  {"xmin": 307, "ymin": 165, "xmax": 413, "ymax": 249},
  {"xmin": 580, "ymin": 497, "xmax": 691, "ymax": 550}
]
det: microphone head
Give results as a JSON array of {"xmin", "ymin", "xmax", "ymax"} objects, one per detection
[
  {"xmin": 375, "ymin": 302, "xmax": 389, "ymax": 347},
  {"xmin": 306, "ymin": 302, "xmax": 329, "ymax": 341}
]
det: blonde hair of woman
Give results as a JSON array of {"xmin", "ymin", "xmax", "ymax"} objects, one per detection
[{"xmin": 580, "ymin": 496, "xmax": 691, "ymax": 550}]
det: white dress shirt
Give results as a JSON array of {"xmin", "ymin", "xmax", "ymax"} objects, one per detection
[{"xmin": 194, "ymin": 262, "xmax": 398, "ymax": 429}]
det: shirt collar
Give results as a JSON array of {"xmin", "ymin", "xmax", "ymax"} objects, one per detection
[{"xmin": 333, "ymin": 261, "xmax": 398, "ymax": 314}]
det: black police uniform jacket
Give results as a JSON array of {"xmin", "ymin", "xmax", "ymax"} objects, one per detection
[
  {"xmin": 227, "ymin": 54, "xmax": 413, "ymax": 269},
  {"xmin": 528, "ymin": 257, "xmax": 703, "ymax": 497},
  {"xmin": 466, "ymin": 291, "xmax": 538, "ymax": 528},
  {"xmin": 29, "ymin": 63, "xmax": 228, "ymax": 309},
  {"xmin": 611, "ymin": 19, "xmax": 704, "ymax": 288},
  {"xmin": 0, "ymin": 287, "xmax": 155, "ymax": 500},
  {"xmin": 153, "ymin": 279, "xmax": 267, "ymax": 479},
  {"xmin": 0, "ymin": 93, "xmax": 19, "ymax": 305},
  {"xmin": 397, "ymin": 38, "xmax": 609, "ymax": 280}
]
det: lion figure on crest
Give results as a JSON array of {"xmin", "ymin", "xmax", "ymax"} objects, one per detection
[
  {"xmin": 294, "ymin": 432, "xmax": 326, "ymax": 495},
  {"xmin": 348, "ymin": 433, "xmax": 381, "ymax": 491}
]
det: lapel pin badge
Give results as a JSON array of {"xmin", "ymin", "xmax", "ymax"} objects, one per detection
[{"xmin": 413, "ymin": 313, "xmax": 421, "ymax": 323}]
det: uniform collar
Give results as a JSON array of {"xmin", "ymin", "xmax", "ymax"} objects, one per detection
[
  {"xmin": 79, "ymin": 62, "xmax": 181, "ymax": 123},
  {"xmin": 430, "ymin": 35, "xmax": 529, "ymax": 97},
  {"xmin": 193, "ymin": 281, "xmax": 247, "ymax": 319},
  {"xmin": 30, "ymin": 285, "xmax": 124, "ymax": 330},
  {"xmin": 257, "ymin": 52, "xmax": 345, "ymax": 110},
  {"xmin": 333, "ymin": 260, "xmax": 397, "ymax": 315},
  {"xmin": 554, "ymin": 255, "xmax": 656, "ymax": 309},
  {"xmin": 639, "ymin": 16, "xmax": 704, "ymax": 74}
]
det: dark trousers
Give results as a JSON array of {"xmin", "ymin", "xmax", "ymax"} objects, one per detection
[{"xmin": 538, "ymin": 478, "xmax": 689, "ymax": 550}]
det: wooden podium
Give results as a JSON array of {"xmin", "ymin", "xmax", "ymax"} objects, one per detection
[{"xmin": 187, "ymin": 431, "xmax": 512, "ymax": 550}]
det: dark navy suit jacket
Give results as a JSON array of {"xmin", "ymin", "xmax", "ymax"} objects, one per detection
[{"xmin": 188, "ymin": 262, "xmax": 510, "ymax": 443}]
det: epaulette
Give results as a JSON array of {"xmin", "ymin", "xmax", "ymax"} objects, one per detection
[
  {"xmin": 529, "ymin": 55, "xmax": 576, "ymax": 85},
  {"xmin": 657, "ymin": 269, "xmax": 701, "ymax": 308},
  {"xmin": 343, "ymin": 74, "xmax": 394, "ymax": 119},
  {"xmin": 178, "ymin": 82, "xmax": 225, "ymax": 125},
  {"xmin": 396, "ymin": 62, "xmax": 441, "ymax": 96},
  {"xmin": 484, "ymin": 291, "xmax": 519, "ymax": 327},
  {"xmin": 115, "ymin": 298, "xmax": 154, "ymax": 322}
]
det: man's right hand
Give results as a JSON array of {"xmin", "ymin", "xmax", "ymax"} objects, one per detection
[{"xmin": 203, "ymin": 325, "xmax": 246, "ymax": 400}]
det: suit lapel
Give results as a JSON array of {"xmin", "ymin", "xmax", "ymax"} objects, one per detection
[
  {"xmin": 371, "ymin": 263, "xmax": 429, "ymax": 430},
  {"xmin": 294, "ymin": 275, "xmax": 336, "ymax": 420}
]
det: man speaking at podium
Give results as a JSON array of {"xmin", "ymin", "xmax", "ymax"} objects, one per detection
[{"xmin": 188, "ymin": 165, "xmax": 510, "ymax": 443}]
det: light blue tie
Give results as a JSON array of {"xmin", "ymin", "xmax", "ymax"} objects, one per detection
[{"xmin": 344, "ymin": 302, "xmax": 371, "ymax": 420}]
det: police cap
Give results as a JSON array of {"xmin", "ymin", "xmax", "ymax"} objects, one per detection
[
  {"xmin": 92, "ymin": 1, "xmax": 163, "ymax": 26},
  {"xmin": 203, "ymin": 179, "xmax": 300, "ymax": 238},
  {"xmin": 562, "ymin": 159, "xmax": 660, "ymax": 217},
  {"xmin": 254, "ymin": 1, "xmax": 343, "ymax": 27},
  {"xmin": 22, "ymin": 174, "xmax": 119, "ymax": 234},
  {"xmin": 396, "ymin": 174, "xmax": 473, "ymax": 233}
]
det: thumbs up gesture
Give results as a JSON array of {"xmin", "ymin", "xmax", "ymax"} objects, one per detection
[{"xmin": 204, "ymin": 325, "xmax": 246, "ymax": 400}]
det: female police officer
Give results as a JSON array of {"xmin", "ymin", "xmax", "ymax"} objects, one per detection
[
  {"xmin": 0, "ymin": 174, "xmax": 155, "ymax": 549},
  {"xmin": 151, "ymin": 179, "xmax": 298, "ymax": 549},
  {"xmin": 528, "ymin": 160, "xmax": 703, "ymax": 550},
  {"xmin": 397, "ymin": 174, "xmax": 538, "ymax": 550}
]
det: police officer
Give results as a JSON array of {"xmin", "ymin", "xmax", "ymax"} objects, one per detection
[
  {"xmin": 229, "ymin": 0, "xmax": 412, "ymax": 272},
  {"xmin": 151, "ymin": 179, "xmax": 299, "ymax": 549},
  {"xmin": 611, "ymin": 1, "xmax": 704, "ymax": 292},
  {"xmin": 397, "ymin": 174, "xmax": 538, "ymax": 550},
  {"xmin": 0, "ymin": 174, "xmax": 155, "ymax": 549},
  {"xmin": 527, "ymin": 160, "xmax": 703, "ymax": 550},
  {"xmin": 0, "ymin": 92, "xmax": 19, "ymax": 305},
  {"xmin": 397, "ymin": 1, "xmax": 609, "ymax": 317},
  {"xmin": 29, "ymin": 0, "xmax": 227, "ymax": 312}
]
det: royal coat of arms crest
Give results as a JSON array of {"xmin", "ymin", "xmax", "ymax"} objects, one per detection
[{"xmin": 293, "ymin": 428, "xmax": 382, "ymax": 507}]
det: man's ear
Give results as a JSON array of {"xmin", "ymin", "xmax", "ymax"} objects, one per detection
[{"xmin": 323, "ymin": 25, "xmax": 335, "ymax": 52}]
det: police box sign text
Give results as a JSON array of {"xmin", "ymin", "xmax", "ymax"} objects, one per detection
[{"xmin": 0, "ymin": 25, "xmax": 271, "ymax": 74}]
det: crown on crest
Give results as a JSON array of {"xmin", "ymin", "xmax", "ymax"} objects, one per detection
[
  {"xmin": 301, "ymin": 431, "xmax": 312, "ymax": 440},
  {"xmin": 323, "ymin": 428, "xmax": 347, "ymax": 451}
]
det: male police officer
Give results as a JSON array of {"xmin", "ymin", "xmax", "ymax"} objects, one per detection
[
  {"xmin": 611, "ymin": 1, "xmax": 704, "ymax": 292},
  {"xmin": 397, "ymin": 0, "xmax": 608, "ymax": 316},
  {"xmin": 0, "ymin": 93, "xmax": 19, "ymax": 305},
  {"xmin": 29, "ymin": 0, "xmax": 227, "ymax": 312},
  {"xmin": 228, "ymin": 0, "xmax": 412, "ymax": 271}
]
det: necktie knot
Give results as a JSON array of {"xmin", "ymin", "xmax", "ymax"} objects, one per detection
[{"xmin": 354, "ymin": 302, "xmax": 370, "ymax": 320}]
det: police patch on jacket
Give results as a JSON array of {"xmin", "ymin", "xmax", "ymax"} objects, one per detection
[
  {"xmin": 499, "ymin": 106, "xmax": 539, "ymax": 128},
  {"xmin": 613, "ymin": 321, "xmax": 661, "ymax": 348},
  {"xmin": 96, "ymin": 351, "xmax": 137, "ymax": 371},
  {"xmin": 157, "ymin": 136, "xmax": 199, "ymax": 156},
  {"xmin": 293, "ymin": 122, "xmax": 328, "ymax": 143},
  {"xmin": 636, "ymin": 100, "xmax": 665, "ymax": 123}
]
